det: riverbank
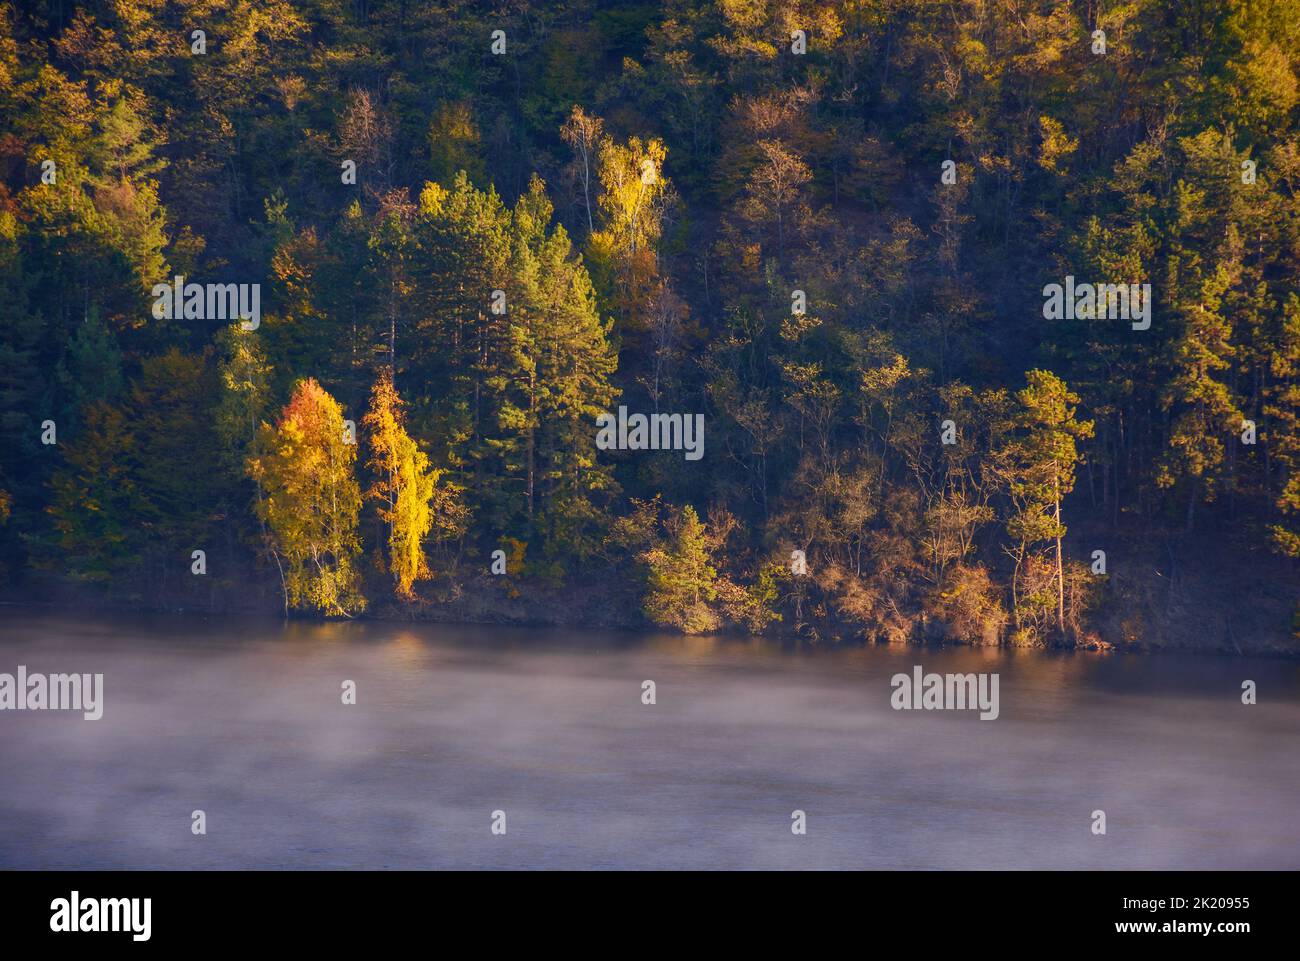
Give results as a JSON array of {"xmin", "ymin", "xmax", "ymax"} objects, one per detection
[{"xmin": 6, "ymin": 528, "xmax": 1297, "ymax": 658}]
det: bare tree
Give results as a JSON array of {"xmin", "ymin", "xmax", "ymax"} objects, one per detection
[
  {"xmin": 338, "ymin": 88, "xmax": 395, "ymax": 190},
  {"xmin": 560, "ymin": 105, "xmax": 603, "ymax": 237}
]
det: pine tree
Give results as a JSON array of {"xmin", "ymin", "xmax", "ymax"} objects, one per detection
[
  {"xmin": 1267, "ymin": 296, "xmax": 1300, "ymax": 557},
  {"xmin": 122, "ymin": 351, "xmax": 221, "ymax": 574},
  {"xmin": 408, "ymin": 172, "xmax": 512, "ymax": 507},
  {"xmin": 1001, "ymin": 371, "xmax": 1094, "ymax": 638},
  {"xmin": 45, "ymin": 350, "xmax": 219, "ymax": 589},
  {"xmin": 46, "ymin": 401, "xmax": 138, "ymax": 584},
  {"xmin": 640, "ymin": 505, "xmax": 720, "ymax": 634},
  {"xmin": 496, "ymin": 177, "xmax": 618, "ymax": 558}
]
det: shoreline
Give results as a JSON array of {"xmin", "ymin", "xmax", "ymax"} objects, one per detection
[{"xmin": 2, "ymin": 589, "xmax": 1296, "ymax": 660}]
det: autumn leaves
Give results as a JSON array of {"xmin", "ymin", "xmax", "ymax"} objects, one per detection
[{"xmin": 247, "ymin": 373, "xmax": 466, "ymax": 617}]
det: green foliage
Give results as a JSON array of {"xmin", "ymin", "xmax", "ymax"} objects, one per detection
[
  {"xmin": 1001, "ymin": 371, "xmax": 1094, "ymax": 638},
  {"xmin": 46, "ymin": 401, "xmax": 138, "ymax": 583},
  {"xmin": 640, "ymin": 505, "xmax": 720, "ymax": 634},
  {"xmin": 45, "ymin": 349, "xmax": 220, "ymax": 584},
  {"xmin": 3, "ymin": 0, "xmax": 1298, "ymax": 646}
]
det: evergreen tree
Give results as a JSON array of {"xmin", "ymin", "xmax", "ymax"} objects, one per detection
[
  {"xmin": 1001, "ymin": 371, "xmax": 1094, "ymax": 639},
  {"xmin": 640, "ymin": 505, "xmax": 720, "ymax": 634},
  {"xmin": 46, "ymin": 401, "xmax": 138, "ymax": 584}
]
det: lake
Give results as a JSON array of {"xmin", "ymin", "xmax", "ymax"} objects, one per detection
[{"xmin": 1, "ymin": 609, "xmax": 1297, "ymax": 869}]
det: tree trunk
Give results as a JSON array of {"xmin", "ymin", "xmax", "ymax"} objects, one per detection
[
  {"xmin": 581, "ymin": 147, "xmax": 593, "ymax": 236},
  {"xmin": 1055, "ymin": 489, "xmax": 1065, "ymax": 637},
  {"xmin": 1011, "ymin": 545, "xmax": 1023, "ymax": 629}
]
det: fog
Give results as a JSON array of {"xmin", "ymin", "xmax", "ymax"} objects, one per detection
[{"xmin": 1, "ymin": 611, "xmax": 1297, "ymax": 869}]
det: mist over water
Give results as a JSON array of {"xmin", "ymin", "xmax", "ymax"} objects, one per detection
[{"xmin": 1, "ymin": 610, "xmax": 1297, "ymax": 870}]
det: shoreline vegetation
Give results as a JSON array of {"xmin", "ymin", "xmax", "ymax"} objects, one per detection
[
  {"xmin": 6, "ymin": 528, "xmax": 1295, "ymax": 658},
  {"xmin": 1, "ymin": 3, "xmax": 1298, "ymax": 657}
]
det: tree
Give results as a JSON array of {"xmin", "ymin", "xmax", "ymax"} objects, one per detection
[
  {"xmin": 588, "ymin": 132, "xmax": 672, "ymax": 331},
  {"xmin": 1267, "ymin": 296, "xmax": 1300, "ymax": 558},
  {"xmin": 54, "ymin": 307, "xmax": 123, "ymax": 438},
  {"xmin": 215, "ymin": 323, "xmax": 272, "ymax": 480},
  {"xmin": 46, "ymin": 401, "xmax": 138, "ymax": 584},
  {"xmin": 407, "ymin": 171, "xmax": 512, "ymax": 503},
  {"xmin": 640, "ymin": 504, "xmax": 720, "ymax": 634},
  {"xmin": 737, "ymin": 139, "xmax": 813, "ymax": 260},
  {"xmin": 46, "ymin": 349, "xmax": 220, "ymax": 591},
  {"xmin": 428, "ymin": 100, "xmax": 486, "ymax": 189},
  {"xmin": 410, "ymin": 173, "xmax": 616, "ymax": 561},
  {"xmin": 120, "ymin": 350, "xmax": 222, "ymax": 571},
  {"xmin": 248, "ymin": 379, "xmax": 365, "ymax": 617},
  {"xmin": 5, "ymin": 0, "xmax": 1300, "ymax": 648},
  {"xmin": 363, "ymin": 368, "xmax": 465, "ymax": 598},
  {"xmin": 503, "ymin": 177, "xmax": 618, "ymax": 559},
  {"xmin": 559, "ymin": 105, "xmax": 603, "ymax": 236},
  {"xmin": 337, "ymin": 88, "xmax": 395, "ymax": 190},
  {"xmin": 1002, "ymin": 371, "xmax": 1094, "ymax": 638}
]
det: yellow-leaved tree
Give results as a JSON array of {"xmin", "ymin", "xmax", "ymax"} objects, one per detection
[
  {"xmin": 248, "ymin": 378, "xmax": 365, "ymax": 617},
  {"xmin": 363, "ymin": 368, "xmax": 466, "ymax": 598},
  {"xmin": 586, "ymin": 129, "xmax": 671, "ymax": 331}
]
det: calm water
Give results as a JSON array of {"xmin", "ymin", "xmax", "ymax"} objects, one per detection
[{"xmin": 1, "ymin": 609, "xmax": 1298, "ymax": 870}]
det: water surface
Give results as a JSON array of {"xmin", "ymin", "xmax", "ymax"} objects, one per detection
[{"xmin": 1, "ymin": 610, "xmax": 1297, "ymax": 869}]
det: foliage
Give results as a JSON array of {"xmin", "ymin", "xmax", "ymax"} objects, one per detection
[
  {"xmin": 1, "ymin": 0, "xmax": 1296, "ymax": 645},
  {"xmin": 248, "ymin": 379, "xmax": 365, "ymax": 616}
]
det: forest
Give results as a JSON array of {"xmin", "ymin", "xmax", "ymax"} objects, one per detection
[{"xmin": 0, "ymin": 0, "xmax": 1297, "ymax": 652}]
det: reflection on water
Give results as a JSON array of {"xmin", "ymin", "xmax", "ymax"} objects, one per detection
[{"xmin": 1, "ymin": 610, "xmax": 1298, "ymax": 869}]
